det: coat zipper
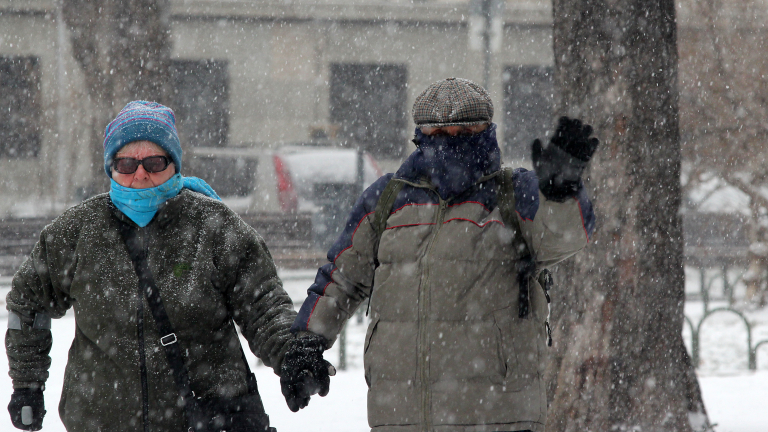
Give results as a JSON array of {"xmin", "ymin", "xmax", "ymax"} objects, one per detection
[
  {"xmin": 419, "ymin": 194, "xmax": 447, "ymax": 431},
  {"xmin": 137, "ymin": 228, "xmax": 150, "ymax": 432}
]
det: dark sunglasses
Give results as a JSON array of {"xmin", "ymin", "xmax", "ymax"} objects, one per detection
[{"xmin": 112, "ymin": 156, "xmax": 172, "ymax": 174}]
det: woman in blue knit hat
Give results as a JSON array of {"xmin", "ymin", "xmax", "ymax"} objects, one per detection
[{"xmin": 5, "ymin": 101, "xmax": 334, "ymax": 432}]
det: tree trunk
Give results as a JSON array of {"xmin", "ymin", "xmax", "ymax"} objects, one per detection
[
  {"xmin": 545, "ymin": 1, "xmax": 712, "ymax": 431},
  {"xmin": 63, "ymin": 0, "xmax": 172, "ymax": 198}
]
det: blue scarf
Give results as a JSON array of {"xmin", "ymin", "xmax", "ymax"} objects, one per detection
[
  {"xmin": 110, "ymin": 174, "xmax": 221, "ymax": 227},
  {"xmin": 410, "ymin": 123, "xmax": 501, "ymax": 199}
]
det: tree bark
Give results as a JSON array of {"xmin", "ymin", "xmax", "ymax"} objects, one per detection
[
  {"xmin": 62, "ymin": 0, "xmax": 172, "ymax": 197},
  {"xmin": 545, "ymin": 1, "xmax": 712, "ymax": 431}
]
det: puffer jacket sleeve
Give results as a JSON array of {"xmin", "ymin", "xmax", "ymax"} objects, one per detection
[
  {"xmin": 511, "ymin": 168, "xmax": 595, "ymax": 267},
  {"xmin": 209, "ymin": 207, "xmax": 298, "ymax": 372},
  {"xmin": 290, "ymin": 175, "xmax": 393, "ymax": 347},
  {"xmin": 6, "ymin": 211, "xmax": 79, "ymax": 389}
]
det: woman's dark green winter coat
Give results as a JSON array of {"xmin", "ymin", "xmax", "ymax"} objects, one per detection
[{"xmin": 5, "ymin": 190, "xmax": 297, "ymax": 431}]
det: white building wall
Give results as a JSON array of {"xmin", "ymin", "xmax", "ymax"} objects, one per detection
[
  {"xmin": 0, "ymin": 5, "xmax": 90, "ymax": 215},
  {"xmin": 0, "ymin": 0, "xmax": 554, "ymax": 215}
]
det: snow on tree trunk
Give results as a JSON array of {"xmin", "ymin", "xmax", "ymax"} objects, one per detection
[
  {"xmin": 545, "ymin": 1, "xmax": 712, "ymax": 431},
  {"xmin": 63, "ymin": 0, "xmax": 172, "ymax": 196}
]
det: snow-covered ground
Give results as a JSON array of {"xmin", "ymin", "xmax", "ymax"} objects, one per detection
[{"xmin": 1, "ymin": 269, "xmax": 767, "ymax": 431}]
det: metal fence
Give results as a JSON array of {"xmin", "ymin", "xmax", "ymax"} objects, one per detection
[
  {"xmin": 4, "ymin": 211, "xmax": 767, "ymax": 372},
  {"xmin": 684, "ymin": 266, "xmax": 768, "ymax": 370}
]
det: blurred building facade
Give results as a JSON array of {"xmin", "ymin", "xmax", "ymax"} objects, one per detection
[
  {"xmin": 0, "ymin": 0, "xmax": 555, "ymax": 214},
  {"xmin": 1, "ymin": 0, "xmax": 753, "ymax": 216}
]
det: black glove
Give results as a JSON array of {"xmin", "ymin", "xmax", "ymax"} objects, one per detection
[
  {"xmin": 280, "ymin": 334, "xmax": 336, "ymax": 412},
  {"xmin": 532, "ymin": 116, "xmax": 599, "ymax": 202},
  {"xmin": 8, "ymin": 388, "xmax": 45, "ymax": 431}
]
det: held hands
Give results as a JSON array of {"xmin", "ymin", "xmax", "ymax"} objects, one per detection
[
  {"xmin": 532, "ymin": 116, "xmax": 600, "ymax": 202},
  {"xmin": 8, "ymin": 388, "xmax": 45, "ymax": 431},
  {"xmin": 280, "ymin": 334, "xmax": 336, "ymax": 412}
]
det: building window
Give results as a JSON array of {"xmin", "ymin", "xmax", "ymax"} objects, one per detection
[
  {"xmin": 503, "ymin": 65, "xmax": 553, "ymax": 162},
  {"xmin": 330, "ymin": 63, "xmax": 408, "ymax": 159},
  {"xmin": 0, "ymin": 56, "xmax": 42, "ymax": 158},
  {"xmin": 170, "ymin": 59, "xmax": 229, "ymax": 147}
]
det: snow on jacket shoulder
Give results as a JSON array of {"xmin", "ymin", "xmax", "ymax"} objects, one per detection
[
  {"xmin": 292, "ymin": 165, "xmax": 594, "ymax": 432},
  {"xmin": 5, "ymin": 189, "xmax": 296, "ymax": 432}
]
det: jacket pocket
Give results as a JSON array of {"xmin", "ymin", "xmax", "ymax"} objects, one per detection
[
  {"xmin": 363, "ymin": 317, "xmax": 380, "ymax": 388},
  {"xmin": 492, "ymin": 306, "xmax": 540, "ymax": 392}
]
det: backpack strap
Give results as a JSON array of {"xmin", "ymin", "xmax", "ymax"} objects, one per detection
[
  {"xmin": 495, "ymin": 167, "xmax": 518, "ymax": 232},
  {"xmin": 495, "ymin": 167, "xmax": 539, "ymax": 319},
  {"xmin": 368, "ymin": 171, "xmax": 552, "ymax": 342},
  {"xmin": 496, "ymin": 168, "xmax": 554, "ymax": 343},
  {"xmin": 364, "ymin": 177, "xmax": 405, "ymax": 316},
  {"xmin": 371, "ymin": 177, "xmax": 406, "ymax": 263},
  {"xmin": 116, "ymin": 220, "xmax": 263, "ymax": 402},
  {"xmin": 372, "ymin": 178, "xmax": 405, "ymax": 240},
  {"xmin": 115, "ymin": 221, "xmax": 196, "ymax": 404}
]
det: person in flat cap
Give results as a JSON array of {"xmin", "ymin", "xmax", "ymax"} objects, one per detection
[
  {"xmin": 286, "ymin": 78, "xmax": 599, "ymax": 431},
  {"xmin": 5, "ymin": 101, "xmax": 330, "ymax": 432}
]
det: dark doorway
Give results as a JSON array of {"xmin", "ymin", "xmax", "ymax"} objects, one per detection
[
  {"xmin": 329, "ymin": 63, "xmax": 407, "ymax": 159},
  {"xmin": 171, "ymin": 60, "xmax": 229, "ymax": 147},
  {"xmin": 503, "ymin": 65, "xmax": 553, "ymax": 162},
  {"xmin": 0, "ymin": 56, "xmax": 42, "ymax": 158}
]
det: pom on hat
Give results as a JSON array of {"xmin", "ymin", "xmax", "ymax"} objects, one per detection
[
  {"xmin": 412, "ymin": 78, "xmax": 494, "ymax": 128},
  {"xmin": 103, "ymin": 101, "xmax": 182, "ymax": 177}
]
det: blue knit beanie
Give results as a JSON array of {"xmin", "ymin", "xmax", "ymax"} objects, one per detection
[{"xmin": 103, "ymin": 101, "xmax": 182, "ymax": 177}]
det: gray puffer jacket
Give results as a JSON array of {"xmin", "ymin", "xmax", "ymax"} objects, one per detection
[
  {"xmin": 6, "ymin": 190, "xmax": 296, "ymax": 432},
  {"xmin": 292, "ymin": 162, "xmax": 595, "ymax": 432}
]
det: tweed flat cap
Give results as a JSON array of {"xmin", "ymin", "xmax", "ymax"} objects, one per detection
[{"xmin": 412, "ymin": 77, "xmax": 494, "ymax": 127}]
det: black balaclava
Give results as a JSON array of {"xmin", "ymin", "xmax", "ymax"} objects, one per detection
[{"xmin": 410, "ymin": 123, "xmax": 501, "ymax": 200}]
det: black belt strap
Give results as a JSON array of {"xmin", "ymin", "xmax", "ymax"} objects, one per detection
[{"xmin": 117, "ymin": 221, "xmax": 257, "ymax": 403}]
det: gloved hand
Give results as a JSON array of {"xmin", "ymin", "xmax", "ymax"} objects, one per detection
[
  {"xmin": 280, "ymin": 334, "xmax": 336, "ymax": 412},
  {"xmin": 8, "ymin": 388, "xmax": 45, "ymax": 431},
  {"xmin": 532, "ymin": 116, "xmax": 599, "ymax": 202}
]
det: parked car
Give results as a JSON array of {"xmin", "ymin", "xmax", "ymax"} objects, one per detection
[
  {"xmin": 187, "ymin": 144, "xmax": 383, "ymax": 249},
  {"xmin": 267, "ymin": 145, "xmax": 382, "ymax": 211},
  {"xmin": 263, "ymin": 145, "xmax": 383, "ymax": 248}
]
